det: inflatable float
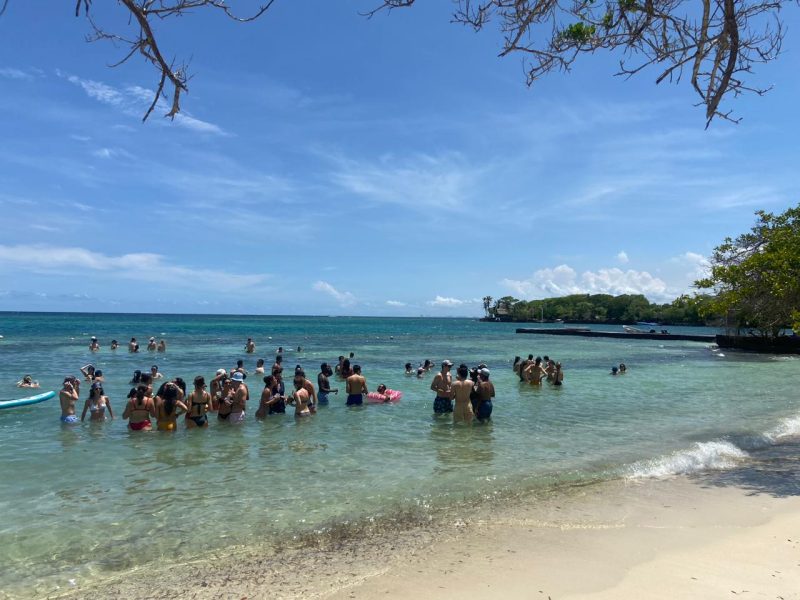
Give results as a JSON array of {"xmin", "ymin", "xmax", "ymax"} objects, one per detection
[
  {"xmin": 366, "ymin": 389, "xmax": 403, "ymax": 403},
  {"xmin": 0, "ymin": 390, "xmax": 56, "ymax": 410}
]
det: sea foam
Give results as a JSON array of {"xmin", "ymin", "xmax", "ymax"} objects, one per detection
[{"xmin": 626, "ymin": 440, "xmax": 748, "ymax": 478}]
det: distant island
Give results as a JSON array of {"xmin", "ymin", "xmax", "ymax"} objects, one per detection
[{"xmin": 480, "ymin": 293, "xmax": 716, "ymax": 326}]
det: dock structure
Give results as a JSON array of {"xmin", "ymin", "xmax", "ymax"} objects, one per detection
[{"xmin": 515, "ymin": 328, "xmax": 716, "ymax": 343}]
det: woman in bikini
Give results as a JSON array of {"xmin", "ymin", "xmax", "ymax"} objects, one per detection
[
  {"xmin": 123, "ymin": 385, "xmax": 156, "ymax": 431},
  {"xmin": 154, "ymin": 382, "xmax": 187, "ymax": 432},
  {"xmin": 81, "ymin": 381, "xmax": 113, "ymax": 422},
  {"xmin": 186, "ymin": 375, "xmax": 211, "ymax": 429},
  {"xmin": 255, "ymin": 375, "xmax": 285, "ymax": 418}
]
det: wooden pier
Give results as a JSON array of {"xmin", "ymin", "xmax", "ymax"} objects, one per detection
[{"xmin": 515, "ymin": 328, "xmax": 716, "ymax": 343}]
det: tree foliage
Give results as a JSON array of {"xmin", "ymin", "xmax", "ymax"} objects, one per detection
[
  {"xmin": 695, "ymin": 204, "xmax": 800, "ymax": 337},
  {"xmin": 2, "ymin": 0, "xmax": 787, "ymax": 123},
  {"xmin": 483, "ymin": 292, "xmax": 714, "ymax": 325},
  {"xmin": 369, "ymin": 0, "xmax": 786, "ymax": 126}
]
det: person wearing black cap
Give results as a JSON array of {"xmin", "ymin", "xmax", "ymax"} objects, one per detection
[{"xmin": 431, "ymin": 360, "xmax": 454, "ymax": 415}]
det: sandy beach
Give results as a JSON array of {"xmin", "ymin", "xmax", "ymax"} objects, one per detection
[{"xmin": 53, "ymin": 441, "xmax": 800, "ymax": 600}]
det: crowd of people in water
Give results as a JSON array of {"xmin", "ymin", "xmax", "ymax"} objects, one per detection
[{"xmin": 36, "ymin": 335, "xmax": 625, "ymax": 430}]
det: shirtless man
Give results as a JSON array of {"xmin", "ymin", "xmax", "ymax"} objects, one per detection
[
  {"xmin": 430, "ymin": 360, "xmax": 454, "ymax": 415},
  {"xmin": 89, "ymin": 336, "xmax": 100, "ymax": 352},
  {"xmin": 128, "ymin": 337, "xmax": 137, "ymax": 353},
  {"xmin": 524, "ymin": 357, "xmax": 547, "ymax": 385},
  {"xmin": 518, "ymin": 354, "xmax": 533, "ymax": 382},
  {"xmin": 293, "ymin": 368, "xmax": 318, "ymax": 413},
  {"xmin": 345, "ymin": 365, "xmax": 368, "ymax": 406},
  {"xmin": 59, "ymin": 377, "xmax": 80, "ymax": 424},
  {"xmin": 317, "ymin": 363, "xmax": 338, "ymax": 406},
  {"xmin": 147, "ymin": 337, "xmax": 157, "ymax": 352},
  {"xmin": 245, "ymin": 338, "xmax": 256, "ymax": 354},
  {"xmin": 272, "ymin": 355, "xmax": 283, "ymax": 376},
  {"xmin": 157, "ymin": 339, "xmax": 166, "ymax": 353},
  {"xmin": 450, "ymin": 364, "xmax": 474, "ymax": 424},
  {"xmin": 150, "ymin": 365, "xmax": 164, "ymax": 380}
]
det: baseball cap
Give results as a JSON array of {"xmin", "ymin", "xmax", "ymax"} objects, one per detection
[
  {"xmin": 442, "ymin": 360, "xmax": 454, "ymax": 367},
  {"xmin": 479, "ymin": 368, "xmax": 490, "ymax": 377}
]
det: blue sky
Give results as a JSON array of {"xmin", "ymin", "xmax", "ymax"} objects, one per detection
[{"xmin": 0, "ymin": 2, "xmax": 798, "ymax": 316}]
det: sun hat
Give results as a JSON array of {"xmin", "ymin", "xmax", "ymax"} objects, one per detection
[{"xmin": 231, "ymin": 371, "xmax": 245, "ymax": 383}]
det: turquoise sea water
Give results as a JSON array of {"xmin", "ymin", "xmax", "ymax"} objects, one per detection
[{"xmin": 1, "ymin": 313, "xmax": 799, "ymax": 598}]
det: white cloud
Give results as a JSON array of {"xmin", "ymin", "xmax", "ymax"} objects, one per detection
[
  {"xmin": 0, "ymin": 244, "xmax": 268, "ymax": 290},
  {"xmin": 617, "ymin": 251, "xmax": 629, "ymax": 264},
  {"xmin": 427, "ymin": 295, "xmax": 479, "ymax": 307},
  {"xmin": 669, "ymin": 251, "xmax": 710, "ymax": 280},
  {"xmin": 501, "ymin": 264, "xmax": 669, "ymax": 302},
  {"xmin": 386, "ymin": 300, "xmax": 406, "ymax": 307},
  {"xmin": 0, "ymin": 67, "xmax": 35, "ymax": 80},
  {"xmin": 312, "ymin": 281, "xmax": 356, "ymax": 306},
  {"xmin": 327, "ymin": 152, "xmax": 479, "ymax": 212},
  {"xmin": 61, "ymin": 73, "xmax": 226, "ymax": 135}
]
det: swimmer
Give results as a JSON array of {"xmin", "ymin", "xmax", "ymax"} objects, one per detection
[
  {"xmin": 147, "ymin": 337, "xmax": 157, "ymax": 352},
  {"xmin": 232, "ymin": 359, "xmax": 248, "ymax": 379},
  {"xmin": 334, "ymin": 356, "xmax": 344, "ymax": 376},
  {"xmin": 405, "ymin": 362, "xmax": 414, "ymax": 375},
  {"xmin": 130, "ymin": 369, "xmax": 142, "ymax": 385},
  {"xmin": 185, "ymin": 376, "xmax": 211, "ymax": 429},
  {"xmin": 245, "ymin": 338, "xmax": 256, "ymax": 354},
  {"xmin": 422, "ymin": 359, "xmax": 433, "ymax": 372},
  {"xmin": 374, "ymin": 383, "xmax": 393, "ymax": 403},
  {"xmin": 110, "ymin": 339, "xmax": 119, "ymax": 350},
  {"xmin": 123, "ymin": 385, "xmax": 155, "ymax": 430},
  {"xmin": 157, "ymin": 339, "xmax": 166, "ymax": 353},
  {"xmin": 345, "ymin": 364, "xmax": 367, "ymax": 406},
  {"xmin": 150, "ymin": 365, "xmax": 163, "ymax": 380},
  {"xmin": 81, "ymin": 381, "xmax": 113, "ymax": 422},
  {"xmin": 59, "ymin": 377, "xmax": 80, "ymax": 424},
  {"xmin": 128, "ymin": 337, "xmax": 137, "ymax": 352},
  {"xmin": 254, "ymin": 358, "xmax": 265, "ymax": 374},
  {"xmin": 293, "ymin": 367, "xmax": 318, "ymax": 413},
  {"xmin": 451, "ymin": 364, "xmax": 474, "ymax": 424},
  {"xmin": 340, "ymin": 358, "xmax": 353, "ymax": 379},
  {"xmin": 89, "ymin": 336, "xmax": 100, "ymax": 352},
  {"xmin": 524, "ymin": 357, "xmax": 547, "ymax": 385},
  {"xmin": 552, "ymin": 362, "xmax": 564, "ymax": 386},
  {"xmin": 289, "ymin": 378, "xmax": 312, "ymax": 417},
  {"xmin": 225, "ymin": 371, "xmax": 248, "ymax": 424},
  {"xmin": 430, "ymin": 360, "xmax": 454, "ymax": 415},
  {"xmin": 80, "ymin": 364, "xmax": 96, "ymax": 382},
  {"xmin": 271, "ymin": 355, "xmax": 283, "ymax": 376},
  {"xmin": 317, "ymin": 363, "xmax": 338, "ymax": 406},
  {"xmin": 16, "ymin": 375, "xmax": 40, "ymax": 388},
  {"xmin": 619, "ymin": 363, "xmax": 627, "ymax": 373},
  {"xmin": 475, "ymin": 368, "xmax": 495, "ymax": 422},
  {"xmin": 416, "ymin": 367, "xmax": 425, "ymax": 378},
  {"xmin": 610, "ymin": 366, "xmax": 619, "ymax": 375},
  {"xmin": 154, "ymin": 382, "xmax": 187, "ymax": 432}
]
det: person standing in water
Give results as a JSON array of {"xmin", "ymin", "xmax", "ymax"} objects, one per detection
[
  {"xmin": 81, "ymin": 382, "xmax": 113, "ymax": 422},
  {"xmin": 59, "ymin": 377, "xmax": 80, "ymax": 424},
  {"xmin": 154, "ymin": 382, "xmax": 187, "ymax": 432},
  {"xmin": 451, "ymin": 364, "xmax": 474, "ymax": 424},
  {"xmin": 157, "ymin": 339, "xmax": 167, "ymax": 353},
  {"xmin": 294, "ymin": 367, "xmax": 318, "ymax": 413},
  {"xmin": 245, "ymin": 338, "xmax": 256, "ymax": 354},
  {"xmin": 147, "ymin": 337, "xmax": 157, "ymax": 351},
  {"xmin": 430, "ymin": 360, "xmax": 454, "ymax": 415},
  {"xmin": 123, "ymin": 385, "xmax": 156, "ymax": 431},
  {"xmin": 89, "ymin": 336, "xmax": 100, "ymax": 352},
  {"xmin": 186, "ymin": 376, "xmax": 211, "ymax": 429},
  {"xmin": 475, "ymin": 368, "xmax": 495, "ymax": 422},
  {"xmin": 227, "ymin": 371, "xmax": 248, "ymax": 423},
  {"xmin": 317, "ymin": 363, "xmax": 338, "ymax": 406},
  {"xmin": 345, "ymin": 364, "xmax": 368, "ymax": 406},
  {"xmin": 289, "ymin": 378, "xmax": 312, "ymax": 418}
]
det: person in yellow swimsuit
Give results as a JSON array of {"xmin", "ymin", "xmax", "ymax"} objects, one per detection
[{"xmin": 155, "ymin": 382, "xmax": 187, "ymax": 431}]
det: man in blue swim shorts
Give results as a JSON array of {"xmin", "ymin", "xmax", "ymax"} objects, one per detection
[
  {"xmin": 59, "ymin": 377, "xmax": 80, "ymax": 424},
  {"xmin": 430, "ymin": 360, "xmax": 454, "ymax": 414},
  {"xmin": 345, "ymin": 365, "xmax": 367, "ymax": 406}
]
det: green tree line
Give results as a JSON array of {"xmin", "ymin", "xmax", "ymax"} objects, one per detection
[{"xmin": 481, "ymin": 293, "xmax": 716, "ymax": 326}]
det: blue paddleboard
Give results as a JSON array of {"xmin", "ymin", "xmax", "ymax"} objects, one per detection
[{"xmin": 0, "ymin": 390, "xmax": 56, "ymax": 410}]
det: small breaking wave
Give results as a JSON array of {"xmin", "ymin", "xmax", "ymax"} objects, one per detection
[{"xmin": 626, "ymin": 440, "xmax": 748, "ymax": 478}]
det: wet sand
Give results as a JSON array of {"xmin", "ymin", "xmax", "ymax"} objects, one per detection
[{"xmin": 50, "ymin": 442, "xmax": 800, "ymax": 600}]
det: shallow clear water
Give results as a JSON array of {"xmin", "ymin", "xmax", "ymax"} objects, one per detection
[{"xmin": 1, "ymin": 313, "xmax": 798, "ymax": 597}]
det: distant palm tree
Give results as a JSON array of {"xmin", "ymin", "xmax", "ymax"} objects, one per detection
[{"xmin": 482, "ymin": 296, "xmax": 493, "ymax": 318}]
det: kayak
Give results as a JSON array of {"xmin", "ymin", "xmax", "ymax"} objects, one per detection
[{"xmin": 0, "ymin": 390, "xmax": 56, "ymax": 410}]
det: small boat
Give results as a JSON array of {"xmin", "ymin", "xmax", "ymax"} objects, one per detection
[
  {"xmin": 0, "ymin": 390, "xmax": 56, "ymax": 410},
  {"xmin": 636, "ymin": 321, "xmax": 659, "ymax": 327},
  {"xmin": 623, "ymin": 325, "xmax": 646, "ymax": 333}
]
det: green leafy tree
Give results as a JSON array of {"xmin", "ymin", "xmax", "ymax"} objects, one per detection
[{"xmin": 696, "ymin": 205, "xmax": 800, "ymax": 337}]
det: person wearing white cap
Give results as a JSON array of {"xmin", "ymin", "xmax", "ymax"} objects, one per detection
[
  {"xmin": 225, "ymin": 371, "xmax": 248, "ymax": 423},
  {"xmin": 89, "ymin": 336, "xmax": 100, "ymax": 352},
  {"xmin": 431, "ymin": 360, "xmax": 454, "ymax": 414},
  {"xmin": 147, "ymin": 337, "xmax": 157, "ymax": 352},
  {"xmin": 209, "ymin": 368, "xmax": 228, "ymax": 411},
  {"xmin": 475, "ymin": 368, "xmax": 494, "ymax": 422}
]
